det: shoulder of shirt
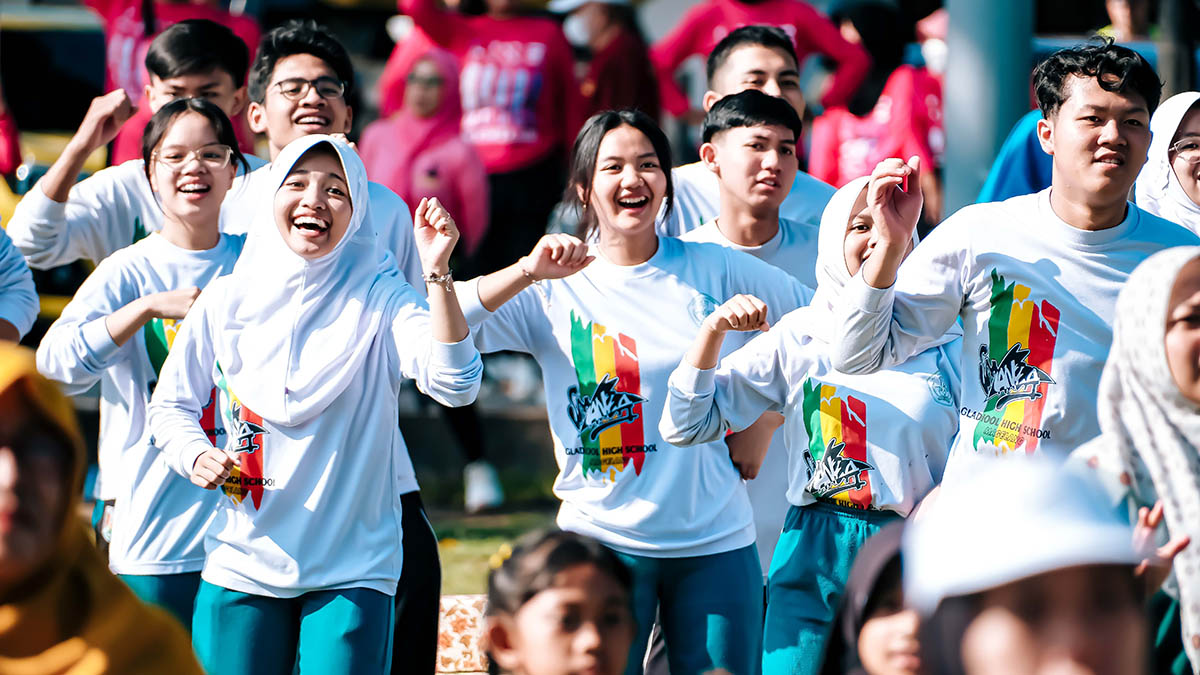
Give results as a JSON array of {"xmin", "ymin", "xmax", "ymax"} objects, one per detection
[
  {"xmin": 791, "ymin": 171, "xmax": 837, "ymax": 197},
  {"xmin": 937, "ymin": 192, "xmax": 1038, "ymax": 233},
  {"xmin": 244, "ymin": 154, "xmax": 269, "ymax": 172},
  {"xmin": 1130, "ymin": 204, "xmax": 1200, "ymax": 243},
  {"xmin": 84, "ymin": 159, "xmax": 150, "ymax": 193},
  {"xmin": 677, "ymin": 220, "xmax": 719, "ymax": 243},
  {"xmin": 367, "ymin": 180, "xmax": 408, "ymax": 210}
]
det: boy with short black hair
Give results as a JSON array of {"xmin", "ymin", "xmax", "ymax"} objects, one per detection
[
  {"xmin": 659, "ymin": 25, "xmax": 836, "ymax": 238},
  {"xmin": 8, "ymin": 19, "xmax": 263, "ymax": 269}
]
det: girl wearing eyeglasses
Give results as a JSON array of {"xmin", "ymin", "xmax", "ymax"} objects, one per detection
[
  {"xmin": 1137, "ymin": 91, "xmax": 1200, "ymax": 236},
  {"xmin": 36, "ymin": 97, "xmax": 249, "ymax": 627}
]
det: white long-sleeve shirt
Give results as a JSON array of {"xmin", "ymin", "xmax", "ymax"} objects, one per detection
[
  {"xmin": 8, "ymin": 157, "xmax": 266, "ymax": 269},
  {"xmin": 0, "ymin": 226, "xmax": 37, "ymax": 338},
  {"xmin": 147, "ymin": 275, "xmax": 482, "ymax": 597},
  {"xmin": 36, "ymin": 232, "xmax": 243, "ymax": 574},
  {"xmin": 460, "ymin": 237, "xmax": 812, "ymax": 557},
  {"xmin": 678, "ymin": 215, "xmax": 819, "ymax": 574},
  {"xmin": 662, "ymin": 307, "xmax": 961, "ymax": 515},
  {"xmin": 657, "ymin": 161, "xmax": 836, "ymax": 237},
  {"xmin": 221, "ymin": 165, "xmax": 425, "ymax": 289},
  {"xmin": 833, "ymin": 189, "xmax": 1200, "ymax": 470}
]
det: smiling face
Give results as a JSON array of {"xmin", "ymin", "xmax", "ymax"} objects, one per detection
[
  {"xmin": 1164, "ymin": 256, "xmax": 1200, "ymax": 404},
  {"xmin": 1038, "ymin": 75, "xmax": 1151, "ymax": 209},
  {"xmin": 0, "ymin": 388, "xmax": 70, "ymax": 595},
  {"xmin": 273, "ymin": 146, "xmax": 353, "ymax": 259},
  {"xmin": 1168, "ymin": 103, "xmax": 1200, "ymax": 207},
  {"xmin": 489, "ymin": 563, "xmax": 634, "ymax": 675},
  {"xmin": 249, "ymin": 54, "xmax": 353, "ymax": 159},
  {"xmin": 705, "ymin": 124, "xmax": 797, "ymax": 211},
  {"xmin": 144, "ymin": 68, "xmax": 246, "ymax": 118},
  {"xmin": 583, "ymin": 124, "xmax": 667, "ymax": 243},
  {"xmin": 706, "ymin": 44, "xmax": 804, "ymax": 116},
  {"xmin": 149, "ymin": 111, "xmax": 237, "ymax": 226}
]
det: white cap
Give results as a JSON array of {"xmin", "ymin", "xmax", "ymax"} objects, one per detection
[
  {"xmin": 547, "ymin": 0, "xmax": 629, "ymax": 14},
  {"xmin": 903, "ymin": 454, "xmax": 1139, "ymax": 615}
]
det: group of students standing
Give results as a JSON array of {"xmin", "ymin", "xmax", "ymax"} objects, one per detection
[{"xmin": 1, "ymin": 8, "xmax": 1200, "ymax": 675}]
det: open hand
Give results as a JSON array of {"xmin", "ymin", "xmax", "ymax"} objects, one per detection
[
  {"xmin": 414, "ymin": 197, "xmax": 459, "ymax": 274},
  {"xmin": 703, "ymin": 294, "xmax": 770, "ymax": 334},
  {"xmin": 1133, "ymin": 501, "xmax": 1191, "ymax": 593},
  {"xmin": 520, "ymin": 233, "xmax": 594, "ymax": 281},
  {"xmin": 191, "ymin": 448, "xmax": 240, "ymax": 489}
]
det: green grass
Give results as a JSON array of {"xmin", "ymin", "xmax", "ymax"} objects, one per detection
[{"xmin": 431, "ymin": 508, "xmax": 557, "ymax": 595}]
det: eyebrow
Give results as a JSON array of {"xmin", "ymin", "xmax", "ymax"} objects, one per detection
[
  {"xmin": 599, "ymin": 152, "xmax": 658, "ymax": 162},
  {"xmin": 1078, "ymin": 103, "xmax": 1148, "ymax": 115},
  {"xmin": 287, "ymin": 168, "xmax": 349, "ymax": 184}
]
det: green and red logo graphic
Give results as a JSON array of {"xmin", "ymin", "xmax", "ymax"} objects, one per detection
[
  {"xmin": 215, "ymin": 366, "xmax": 269, "ymax": 509},
  {"xmin": 799, "ymin": 380, "xmax": 874, "ymax": 509}
]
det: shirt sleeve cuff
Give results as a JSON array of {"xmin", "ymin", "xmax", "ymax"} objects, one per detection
[
  {"xmin": 80, "ymin": 317, "xmax": 122, "ymax": 363},
  {"xmin": 431, "ymin": 334, "xmax": 480, "ymax": 368},
  {"xmin": 177, "ymin": 441, "xmax": 212, "ymax": 479},
  {"xmin": 456, "ymin": 277, "xmax": 492, "ymax": 326},
  {"xmin": 671, "ymin": 361, "xmax": 716, "ymax": 395},
  {"xmin": 27, "ymin": 181, "xmax": 68, "ymax": 219},
  {"xmin": 846, "ymin": 274, "xmax": 894, "ymax": 313}
]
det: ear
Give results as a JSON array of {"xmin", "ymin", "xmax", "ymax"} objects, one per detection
[
  {"xmin": 701, "ymin": 90, "xmax": 721, "ymax": 113},
  {"xmin": 576, "ymin": 183, "xmax": 588, "ymax": 207},
  {"xmin": 483, "ymin": 616, "xmax": 522, "ymax": 672},
  {"xmin": 143, "ymin": 83, "xmax": 154, "ymax": 105},
  {"xmin": 230, "ymin": 86, "xmax": 248, "ymax": 117},
  {"xmin": 699, "ymin": 142, "xmax": 719, "ymax": 174},
  {"xmin": 1036, "ymin": 116, "xmax": 1055, "ymax": 156},
  {"xmin": 247, "ymin": 101, "xmax": 268, "ymax": 135},
  {"xmin": 343, "ymin": 106, "xmax": 354, "ymax": 134}
]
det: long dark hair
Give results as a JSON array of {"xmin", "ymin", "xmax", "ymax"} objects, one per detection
[
  {"xmin": 566, "ymin": 109, "xmax": 673, "ymax": 240},
  {"xmin": 833, "ymin": 2, "xmax": 913, "ymax": 117},
  {"xmin": 142, "ymin": 97, "xmax": 250, "ymax": 183}
]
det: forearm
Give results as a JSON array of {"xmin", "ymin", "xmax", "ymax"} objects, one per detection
[
  {"xmin": 104, "ymin": 296, "xmax": 153, "ymax": 347},
  {"xmin": 473, "ymin": 261, "xmax": 535, "ymax": 312},
  {"xmin": 684, "ymin": 325, "xmax": 727, "ymax": 370},
  {"xmin": 40, "ymin": 139, "xmax": 94, "ymax": 203},
  {"xmin": 425, "ymin": 277, "xmax": 469, "ymax": 343},
  {"xmin": 860, "ymin": 241, "xmax": 908, "ymax": 290},
  {"xmin": 0, "ymin": 320, "xmax": 17, "ymax": 342}
]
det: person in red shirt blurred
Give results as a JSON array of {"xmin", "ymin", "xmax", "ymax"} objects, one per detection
[
  {"xmin": 85, "ymin": 0, "xmax": 260, "ymax": 164},
  {"xmin": 551, "ymin": 0, "xmax": 659, "ymax": 119},
  {"xmin": 808, "ymin": 1, "xmax": 945, "ymax": 223},
  {"xmin": 0, "ymin": 81, "xmax": 20, "ymax": 177},
  {"xmin": 651, "ymin": 0, "xmax": 868, "ymax": 124},
  {"xmin": 398, "ymin": 0, "xmax": 584, "ymax": 275}
]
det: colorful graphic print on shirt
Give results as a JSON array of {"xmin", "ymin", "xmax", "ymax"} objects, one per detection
[
  {"xmin": 461, "ymin": 42, "xmax": 546, "ymax": 146},
  {"xmin": 566, "ymin": 311, "xmax": 654, "ymax": 481},
  {"xmin": 145, "ymin": 318, "xmax": 222, "ymax": 446},
  {"xmin": 799, "ymin": 380, "xmax": 875, "ymax": 510},
  {"xmin": 215, "ymin": 365, "xmax": 270, "ymax": 509},
  {"xmin": 968, "ymin": 269, "xmax": 1059, "ymax": 454}
]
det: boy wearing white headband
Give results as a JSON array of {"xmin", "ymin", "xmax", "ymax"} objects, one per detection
[
  {"xmin": 148, "ymin": 135, "xmax": 481, "ymax": 674},
  {"xmin": 833, "ymin": 42, "xmax": 1200, "ymax": 472}
]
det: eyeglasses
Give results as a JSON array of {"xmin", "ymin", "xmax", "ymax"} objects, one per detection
[
  {"xmin": 153, "ymin": 144, "xmax": 233, "ymax": 171},
  {"xmin": 1170, "ymin": 136, "xmax": 1200, "ymax": 164},
  {"xmin": 273, "ymin": 77, "xmax": 346, "ymax": 101},
  {"xmin": 406, "ymin": 73, "xmax": 445, "ymax": 88}
]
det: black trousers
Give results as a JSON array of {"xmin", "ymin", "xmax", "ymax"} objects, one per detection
[
  {"xmin": 391, "ymin": 491, "xmax": 441, "ymax": 675},
  {"xmin": 470, "ymin": 152, "xmax": 566, "ymax": 277}
]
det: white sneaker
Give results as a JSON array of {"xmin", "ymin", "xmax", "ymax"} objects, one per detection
[{"xmin": 464, "ymin": 460, "xmax": 505, "ymax": 513}]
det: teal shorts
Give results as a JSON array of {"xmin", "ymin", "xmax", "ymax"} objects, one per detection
[
  {"xmin": 192, "ymin": 581, "xmax": 394, "ymax": 675},
  {"xmin": 762, "ymin": 502, "xmax": 899, "ymax": 675},
  {"xmin": 119, "ymin": 572, "xmax": 201, "ymax": 631}
]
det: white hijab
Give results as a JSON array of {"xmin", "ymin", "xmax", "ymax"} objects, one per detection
[
  {"xmin": 1076, "ymin": 245, "xmax": 1200, "ymax": 671},
  {"xmin": 806, "ymin": 176, "xmax": 959, "ymax": 349},
  {"xmin": 1135, "ymin": 92, "xmax": 1200, "ymax": 232},
  {"xmin": 213, "ymin": 135, "xmax": 409, "ymax": 427}
]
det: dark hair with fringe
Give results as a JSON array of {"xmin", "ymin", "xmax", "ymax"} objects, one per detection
[
  {"xmin": 145, "ymin": 19, "xmax": 250, "ymax": 88},
  {"xmin": 1033, "ymin": 38, "xmax": 1161, "ymax": 117},
  {"xmin": 702, "ymin": 89, "xmax": 803, "ymax": 143},
  {"xmin": 706, "ymin": 25, "xmax": 798, "ymax": 89},
  {"xmin": 566, "ymin": 109, "xmax": 674, "ymax": 240},
  {"xmin": 248, "ymin": 20, "xmax": 355, "ymax": 104},
  {"xmin": 142, "ymin": 97, "xmax": 249, "ymax": 183}
]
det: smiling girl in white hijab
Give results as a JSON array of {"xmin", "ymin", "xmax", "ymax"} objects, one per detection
[
  {"xmin": 1071, "ymin": 246, "xmax": 1200, "ymax": 675},
  {"xmin": 660, "ymin": 175, "xmax": 961, "ymax": 674},
  {"xmin": 1136, "ymin": 92, "xmax": 1200, "ymax": 235},
  {"xmin": 148, "ymin": 134, "xmax": 482, "ymax": 675}
]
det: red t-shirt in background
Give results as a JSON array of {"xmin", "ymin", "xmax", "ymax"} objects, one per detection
[
  {"xmin": 650, "ymin": 0, "xmax": 869, "ymax": 117},
  {"xmin": 399, "ymin": 0, "xmax": 585, "ymax": 175},
  {"xmin": 581, "ymin": 29, "xmax": 660, "ymax": 119},
  {"xmin": 808, "ymin": 65, "xmax": 943, "ymax": 188},
  {"xmin": 85, "ymin": 0, "xmax": 260, "ymax": 164},
  {"xmin": 0, "ymin": 108, "xmax": 20, "ymax": 176}
]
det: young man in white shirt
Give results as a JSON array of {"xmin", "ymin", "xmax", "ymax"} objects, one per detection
[
  {"xmin": 833, "ymin": 41, "xmax": 1200, "ymax": 474},
  {"xmin": 8, "ymin": 19, "xmax": 261, "ymax": 269},
  {"xmin": 658, "ymin": 25, "xmax": 836, "ymax": 237}
]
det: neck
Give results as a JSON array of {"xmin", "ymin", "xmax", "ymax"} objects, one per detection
[
  {"xmin": 716, "ymin": 194, "xmax": 779, "ymax": 246},
  {"xmin": 1048, "ymin": 184, "xmax": 1129, "ymax": 231},
  {"xmin": 159, "ymin": 212, "xmax": 221, "ymax": 250},
  {"xmin": 598, "ymin": 229, "xmax": 658, "ymax": 265}
]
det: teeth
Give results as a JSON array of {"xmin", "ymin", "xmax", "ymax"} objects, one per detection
[
  {"xmin": 178, "ymin": 184, "xmax": 209, "ymax": 193},
  {"xmin": 297, "ymin": 116, "xmax": 328, "ymax": 125},
  {"xmin": 293, "ymin": 216, "xmax": 327, "ymax": 231},
  {"xmin": 617, "ymin": 196, "xmax": 649, "ymax": 208}
]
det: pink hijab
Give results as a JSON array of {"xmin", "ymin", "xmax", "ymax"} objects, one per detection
[{"xmin": 361, "ymin": 45, "xmax": 463, "ymax": 211}]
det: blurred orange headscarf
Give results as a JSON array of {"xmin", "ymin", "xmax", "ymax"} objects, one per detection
[{"xmin": 0, "ymin": 343, "xmax": 201, "ymax": 675}]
